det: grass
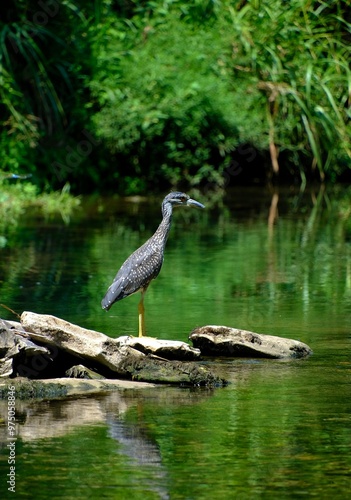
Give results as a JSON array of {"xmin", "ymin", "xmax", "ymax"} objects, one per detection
[{"xmin": 0, "ymin": 179, "xmax": 81, "ymax": 241}]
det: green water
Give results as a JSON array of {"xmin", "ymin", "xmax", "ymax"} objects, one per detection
[{"xmin": 0, "ymin": 187, "xmax": 350, "ymax": 499}]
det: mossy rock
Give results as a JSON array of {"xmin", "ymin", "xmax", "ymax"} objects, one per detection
[{"xmin": 0, "ymin": 379, "xmax": 68, "ymax": 400}]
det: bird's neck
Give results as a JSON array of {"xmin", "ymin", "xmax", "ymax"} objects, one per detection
[{"xmin": 154, "ymin": 207, "xmax": 173, "ymax": 248}]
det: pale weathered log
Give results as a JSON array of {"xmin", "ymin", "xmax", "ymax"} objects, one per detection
[{"xmin": 190, "ymin": 325, "xmax": 312, "ymax": 359}]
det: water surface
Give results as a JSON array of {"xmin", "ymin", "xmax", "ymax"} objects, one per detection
[{"xmin": 0, "ymin": 186, "xmax": 350, "ymax": 499}]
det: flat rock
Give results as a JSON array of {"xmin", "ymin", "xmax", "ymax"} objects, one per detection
[
  {"xmin": 190, "ymin": 325, "xmax": 312, "ymax": 359},
  {"xmin": 117, "ymin": 336, "xmax": 201, "ymax": 361},
  {"xmin": 0, "ymin": 377, "xmax": 158, "ymax": 400}
]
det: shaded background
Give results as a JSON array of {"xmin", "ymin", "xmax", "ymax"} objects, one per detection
[{"xmin": 1, "ymin": 0, "xmax": 351, "ymax": 194}]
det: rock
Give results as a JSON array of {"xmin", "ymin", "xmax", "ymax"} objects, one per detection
[
  {"xmin": 0, "ymin": 377, "xmax": 157, "ymax": 400},
  {"xmin": 0, "ymin": 378, "xmax": 68, "ymax": 399},
  {"xmin": 14, "ymin": 336, "xmax": 50, "ymax": 361},
  {"xmin": 117, "ymin": 336, "xmax": 201, "ymax": 361},
  {"xmin": 65, "ymin": 365, "xmax": 106, "ymax": 380},
  {"xmin": 0, "ymin": 319, "xmax": 25, "ymax": 333},
  {"xmin": 20, "ymin": 312, "xmax": 224, "ymax": 386},
  {"xmin": 0, "ymin": 327, "xmax": 19, "ymax": 375},
  {"xmin": 0, "ymin": 323, "xmax": 17, "ymax": 358},
  {"xmin": 0, "ymin": 358, "xmax": 13, "ymax": 378},
  {"xmin": 116, "ymin": 352, "xmax": 222, "ymax": 386},
  {"xmin": 0, "ymin": 319, "xmax": 51, "ymax": 377},
  {"xmin": 21, "ymin": 311, "xmax": 129, "ymax": 376},
  {"xmin": 189, "ymin": 325, "xmax": 312, "ymax": 359}
]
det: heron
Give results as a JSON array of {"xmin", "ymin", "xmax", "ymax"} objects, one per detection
[{"xmin": 101, "ymin": 192, "xmax": 205, "ymax": 337}]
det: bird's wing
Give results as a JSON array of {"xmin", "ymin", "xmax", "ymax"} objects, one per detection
[{"xmin": 101, "ymin": 240, "xmax": 163, "ymax": 310}]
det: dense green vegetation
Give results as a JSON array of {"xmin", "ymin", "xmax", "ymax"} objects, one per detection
[
  {"xmin": 0, "ymin": 174, "xmax": 80, "ymax": 245},
  {"xmin": 1, "ymin": 0, "xmax": 351, "ymax": 194}
]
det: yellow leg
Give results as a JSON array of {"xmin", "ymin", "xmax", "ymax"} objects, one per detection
[{"xmin": 138, "ymin": 290, "xmax": 146, "ymax": 337}]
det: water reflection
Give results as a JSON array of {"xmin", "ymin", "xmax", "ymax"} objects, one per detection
[
  {"xmin": 106, "ymin": 415, "xmax": 169, "ymax": 499},
  {"xmin": 0, "ymin": 387, "xmax": 215, "ymax": 443},
  {"xmin": 0, "ymin": 387, "xmax": 218, "ymax": 498}
]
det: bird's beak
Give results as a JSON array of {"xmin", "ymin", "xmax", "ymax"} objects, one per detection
[{"xmin": 187, "ymin": 198, "xmax": 205, "ymax": 209}]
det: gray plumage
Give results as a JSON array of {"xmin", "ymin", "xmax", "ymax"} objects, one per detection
[{"xmin": 101, "ymin": 192, "xmax": 205, "ymax": 312}]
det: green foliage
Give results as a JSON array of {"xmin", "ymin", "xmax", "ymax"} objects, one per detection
[
  {"xmin": 90, "ymin": 7, "xmax": 241, "ymax": 190},
  {"xmin": 0, "ymin": 178, "xmax": 80, "ymax": 238},
  {"xmin": 0, "ymin": 0, "xmax": 351, "ymax": 193},
  {"xmin": 0, "ymin": 0, "xmax": 96, "ymax": 188},
  {"xmin": 90, "ymin": 0, "xmax": 351, "ymax": 188},
  {"xmin": 228, "ymin": 0, "xmax": 351, "ymax": 179}
]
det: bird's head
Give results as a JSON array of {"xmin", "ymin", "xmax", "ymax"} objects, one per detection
[{"xmin": 163, "ymin": 192, "xmax": 205, "ymax": 210}]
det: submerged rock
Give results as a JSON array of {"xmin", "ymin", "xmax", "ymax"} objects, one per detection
[
  {"xmin": 0, "ymin": 378, "xmax": 68, "ymax": 399},
  {"xmin": 0, "ymin": 377, "xmax": 157, "ymax": 400},
  {"xmin": 190, "ymin": 325, "xmax": 312, "ymax": 359}
]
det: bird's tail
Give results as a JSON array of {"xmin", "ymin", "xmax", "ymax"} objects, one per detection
[
  {"xmin": 101, "ymin": 282, "xmax": 124, "ymax": 310},
  {"xmin": 101, "ymin": 296, "xmax": 112, "ymax": 311}
]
